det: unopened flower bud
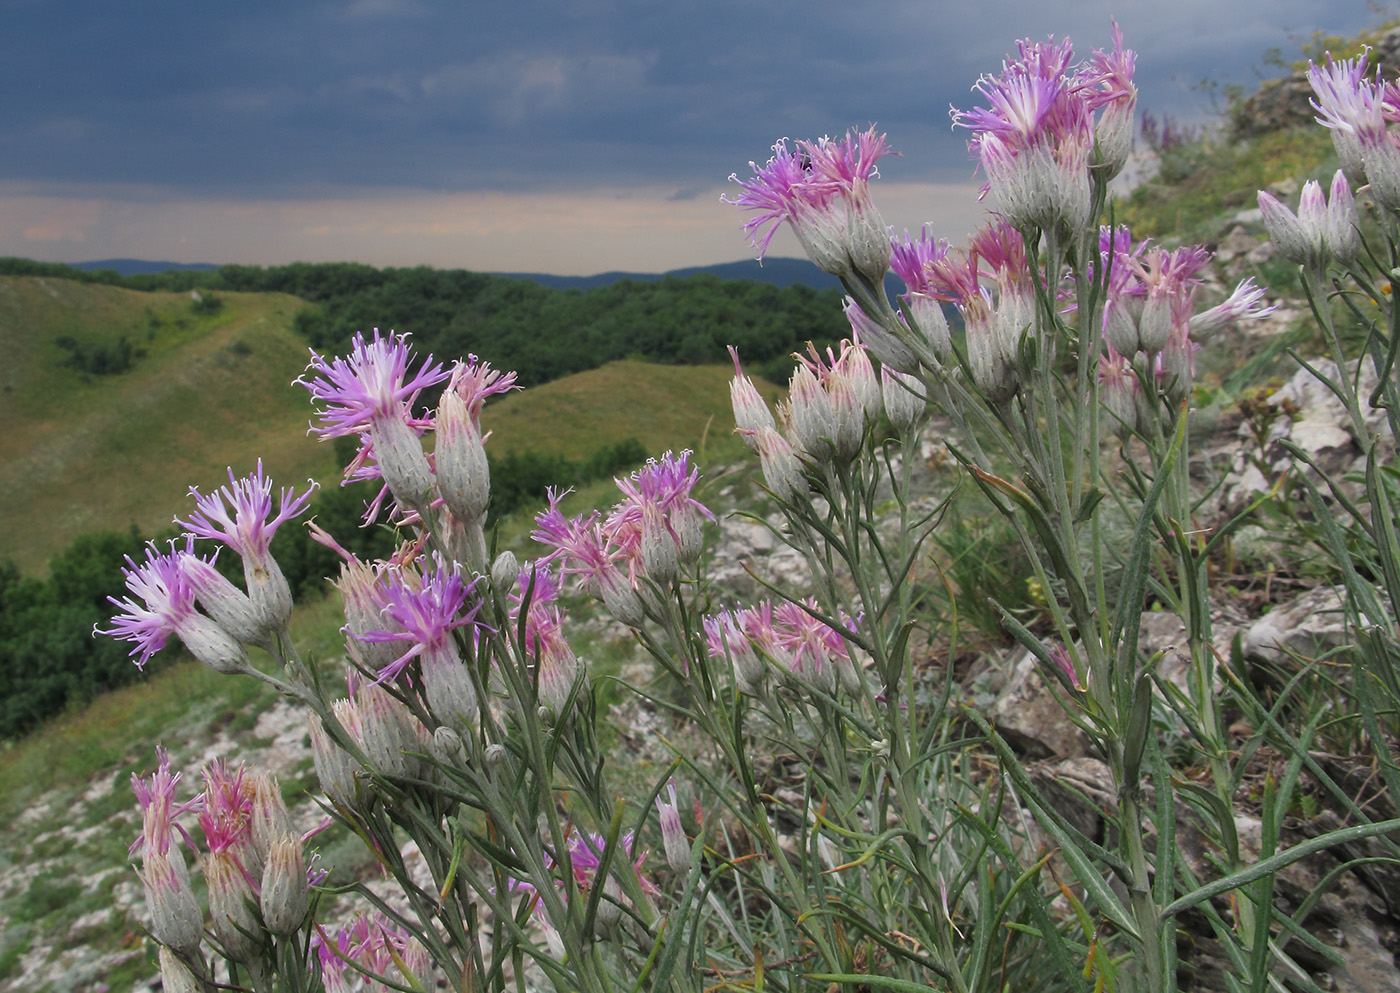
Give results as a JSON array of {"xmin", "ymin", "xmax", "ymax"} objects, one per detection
[
  {"xmin": 373, "ymin": 413, "xmax": 436, "ymax": 511},
  {"xmin": 356, "ymin": 682, "xmax": 416, "ymax": 780},
  {"xmin": 259, "ymin": 836, "xmax": 309, "ymax": 936},
  {"xmin": 423, "ymin": 650, "xmax": 478, "ymax": 734},
  {"xmin": 491, "ymin": 551, "xmax": 519, "ymax": 591},
  {"xmin": 727, "ymin": 347, "xmax": 775, "ymax": 445},
  {"xmin": 1137, "ymin": 294, "xmax": 1173, "ymax": 355},
  {"xmin": 786, "ymin": 364, "xmax": 836, "ymax": 461},
  {"xmin": 538, "ymin": 642, "xmax": 582, "ymax": 718},
  {"xmin": 845, "ymin": 296, "xmax": 922, "ymax": 374},
  {"xmin": 310, "ymin": 707, "xmax": 362, "ymax": 809},
  {"xmin": 181, "ymin": 615, "xmax": 250, "ymax": 675},
  {"xmin": 1103, "ymin": 296, "xmax": 1141, "ymax": 357},
  {"xmin": 639, "ymin": 502, "xmax": 680, "ymax": 586},
  {"xmin": 600, "ymin": 569, "xmax": 645, "ymax": 628},
  {"xmin": 880, "ymin": 368, "xmax": 924, "ymax": 434},
  {"xmin": 1093, "ymin": 97, "xmax": 1135, "ymax": 180},
  {"xmin": 751, "ymin": 426, "xmax": 805, "ymax": 503},
  {"xmin": 485, "ymin": 742, "xmax": 507, "ymax": 765},
  {"xmin": 1325, "ymin": 170, "xmax": 1360, "ymax": 265},
  {"xmin": 597, "ymin": 875, "xmax": 623, "ymax": 928},
  {"xmin": 834, "ymin": 651, "xmax": 863, "ymax": 696},
  {"xmin": 432, "ymin": 725, "xmax": 466, "ymax": 765}
]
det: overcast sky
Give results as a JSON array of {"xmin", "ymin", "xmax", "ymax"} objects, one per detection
[{"xmin": 0, "ymin": 0, "xmax": 1381, "ymax": 274}]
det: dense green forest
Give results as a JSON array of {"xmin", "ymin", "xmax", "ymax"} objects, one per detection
[{"xmin": 0, "ymin": 258, "xmax": 851, "ymax": 385}]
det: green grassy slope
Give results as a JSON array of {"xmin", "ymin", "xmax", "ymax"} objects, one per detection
[
  {"xmin": 0, "ymin": 276, "xmax": 338, "ymax": 573},
  {"xmin": 482, "ymin": 359, "xmax": 783, "ymax": 462},
  {"xmin": 0, "ymin": 276, "xmax": 780, "ymax": 573}
]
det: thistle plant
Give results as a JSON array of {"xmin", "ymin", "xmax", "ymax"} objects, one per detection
[{"xmin": 101, "ymin": 24, "xmax": 1400, "ymax": 993}]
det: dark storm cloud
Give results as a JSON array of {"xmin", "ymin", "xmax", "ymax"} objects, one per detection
[{"xmin": 0, "ymin": 0, "xmax": 1380, "ymax": 197}]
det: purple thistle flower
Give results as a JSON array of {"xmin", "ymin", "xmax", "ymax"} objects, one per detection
[
  {"xmin": 97, "ymin": 543, "xmax": 247, "ymax": 673},
  {"xmin": 359, "ymin": 555, "xmax": 482, "ymax": 684},
  {"xmin": 607, "ymin": 450, "xmax": 715, "ymax": 578},
  {"xmin": 447, "ymin": 354, "xmax": 521, "ymax": 428},
  {"xmin": 131, "ymin": 746, "xmax": 203, "ymax": 859},
  {"xmin": 951, "ymin": 30, "xmax": 1132, "ymax": 229},
  {"xmin": 178, "ymin": 460, "xmax": 315, "ymax": 561},
  {"xmin": 177, "ymin": 460, "xmax": 315, "ymax": 635},
  {"xmin": 297, "ymin": 329, "xmax": 449, "ymax": 511},
  {"xmin": 1308, "ymin": 52, "xmax": 1387, "ymax": 183},
  {"xmin": 1189, "ymin": 277, "xmax": 1275, "ymax": 342},
  {"xmin": 297, "ymin": 329, "xmax": 447, "ymax": 439},
  {"xmin": 725, "ymin": 127, "xmax": 893, "ymax": 281}
]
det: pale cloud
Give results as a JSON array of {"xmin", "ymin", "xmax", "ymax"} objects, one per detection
[
  {"xmin": 17, "ymin": 198, "xmax": 103, "ymax": 243},
  {"xmin": 0, "ymin": 180, "xmax": 990, "ymax": 274}
]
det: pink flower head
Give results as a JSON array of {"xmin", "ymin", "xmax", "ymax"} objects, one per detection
[
  {"xmin": 178, "ymin": 460, "xmax": 316, "ymax": 561},
  {"xmin": 446, "ymin": 354, "xmax": 520, "ymax": 428},
  {"xmin": 606, "ymin": 450, "xmax": 715, "ymax": 580},
  {"xmin": 177, "ymin": 461, "xmax": 315, "ymax": 634},
  {"xmin": 99, "ymin": 541, "xmax": 248, "ymax": 674},
  {"xmin": 1078, "ymin": 20, "xmax": 1137, "ymax": 174},
  {"xmin": 1308, "ymin": 51, "xmax": 1387, "ymax": 183},
  {"xmin": 199, "ymin": 760, "xmax": 255, "ymax": 855},
  {"xmin": 562, "ymin": 830, "xmax": 659, "ymax": 898},
  {"xmin": 952, "ymin": 29, "xmax": 1134, "ymax": 228},
  {"xmin": 1130, "ymin": 244, "xmax": 1212, "ymax": 353},
  {"xmin": 888, "ymin": 228, "xmax": 954, "ymax": 360},
  {"xmin": 297, "ymin": 330, "xmax": 449, "ymax": 512},
  {"xmin": 98, "ymin": 544, "xmax": 197, "ymax": 669},
  {"xmin": 297, "ymin": 329, "xmax": 447, "ymax": 439},
  {"xmin": 725, "ymin": 127, "xmax": 894, "ymax": 280},
  {"xmin": 131, "ymin": 747, "xmax": 203, "ymax": 858},
  {"xmin": 359, "ymin": 554, "xmax": 483, "ymax": 684},
  {"xmin": 533, "ymin": 490, "xmax": 621, "ymax": 587},
  {"xmin": 1189, "ymin": 277, "xmax": 1275, "ymax": 342}
]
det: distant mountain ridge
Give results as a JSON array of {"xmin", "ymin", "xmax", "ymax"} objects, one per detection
[
  {"xmin": 71, "ymin": 258, "xmax": 219, "ymax": 275},
  {"xmin": 69, "ymin": 256, "xmax": 844, "ymax": 291}
]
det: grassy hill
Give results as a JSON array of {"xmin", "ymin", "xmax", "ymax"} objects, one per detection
[
  {"xmin": 0, "ymin": 275, "xmax": 780, "ymax": 573},
  {"xmin": 0, "ymin": 277, "xmax": 337, "ymax": 574},
  {"xmin": 484, "ymin": 359, "xmax": 782, "ymax": 462}
]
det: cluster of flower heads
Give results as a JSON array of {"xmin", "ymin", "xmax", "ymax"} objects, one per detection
[
  {"xmin": 703, "ymin": 597, "xmax": 863, "ymax": 697},
  {"xmin": 532, "ymin": 451, "xmax": 715, "ymax": 626},
  {"xmin": 130, "ymin": 749, "xmax": 324, "ymax": 991},
  {"xmin": 1248, "ymin": 51, "xmax": 1376, "ymax": 273},
  {"xmin": 728, "ymin": 338, "xmax": 916, "ymax": 500},
  {"xmin": 296, "ymin": 330, "xmax": 518, "ymax": 532},
  {"xmin": 99, "ymin": 461, "xmax": 317, "ymax": 672},
  {"xmin": 313, "ymin": 912, "xmax": 431, "ymax": 993},
  {"xmin": 309, "ymin": 667, "xmax": 440, "ymax": 809},
  {"xmin": 950, "ymin": 23, "xmax": 1137, "ymax": 230},
  {"xmin": 726, "ymin": 25, "xmax": 1272, "ymax": 419},
  {"xmin": 1093, "ymin": 225, "xmax": 1274, "ymax": 426}
]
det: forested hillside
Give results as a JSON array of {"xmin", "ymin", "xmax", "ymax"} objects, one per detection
[{"xmin": 0, "ymin": 258, "xmax": 851, "ymax": 386}]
